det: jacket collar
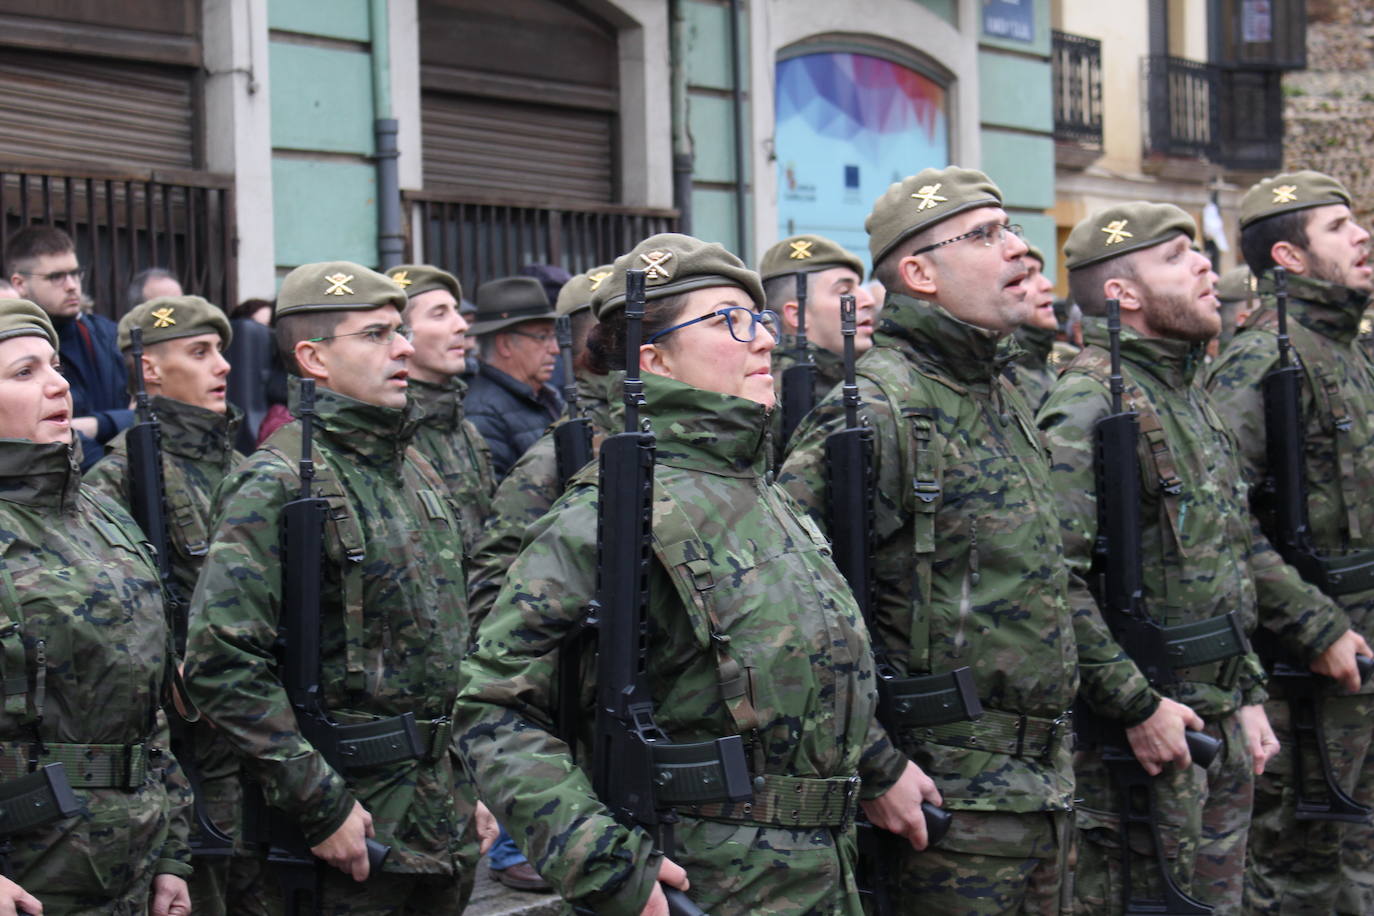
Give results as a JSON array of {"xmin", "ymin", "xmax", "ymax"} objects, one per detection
[
  {"xmin": 288, "ymin": 377, "xmax": 417, "ymax": 470},
  {"xmin": 874, "ymin": 293, "xmax": 1019, "ymax": 389},
  {"xmin": 408, "ymin": 376, "xmax": 466, "ymax": 431},
  {"xmin": 1014, "ymin": 325, "xmax": 1056, "ymax": 371},
  {"xmin": 1268, "ymin": 272, "xmax": 1372, "ymax": 345},
  {"xmin": 151, "ymin": 396, "xmax": 242, "ymax": 464},
  {"xmin": 1082, "ymin": 320, "xmax": 1203, "ymax": 389},
  {"xmin": 0, "ymin": 439, "xmax": 80, "ymax": 509},
  {"xmin": 643, "ymin": 373, "xmax": 769, "ymax": 478}
]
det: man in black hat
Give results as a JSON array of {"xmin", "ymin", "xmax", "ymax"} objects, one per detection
[{"xmin": 465, "ymin": 276, "xmax": 564, "ymax": 478}]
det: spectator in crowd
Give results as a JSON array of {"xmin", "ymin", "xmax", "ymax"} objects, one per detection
[
  {"xmin": 224, "ymin": 298, "xmax": 284, "ymax": 454},
  {"xmin": 126, "ymin": 267, "xmax": 183, "ymax": 312},
  {"xmin": 231, "ymin": 297, "xmax": 273, "ymax": 326}
]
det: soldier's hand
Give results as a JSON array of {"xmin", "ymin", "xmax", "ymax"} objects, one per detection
[
  {"xmin": 0, "ymin": 876, "xmax": 41, "ymax": 916},
  {"xmin": 149, "ymin": 874, "xmax": 189, "ymax": 916},
  {"xmin": 1125, "ymin": 697, "xmax": 1204, "ymax": 776},
  {"xmin": 860, "ymin": 760, "xmax": 943, "ymax": 851},
  {"xmin": 311, "ymin": 799, "xmax": 375, "ymax": 882},
  {"xmin": 1310, "ymin": 629, "xmax": 1373, "ymax": 694},
  {"xmin": 1237, "ymin": 703, "xmax": 1280, "ymax": 775},
  {"xmin": 475, "ymin": 801, "xmax": 499, "ymax": 855},
  {"xmin": 640, "ymin": 857, "xmax": 690, "ymax": 916}
]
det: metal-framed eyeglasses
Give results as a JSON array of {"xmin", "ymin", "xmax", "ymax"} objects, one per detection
[
  {"xmin": 910, "ymin": 222, "xmax": 1024, "ymax": 257},
  {"xmin": 19, "ymin": 267, "xmax": 87, "ymax": 285},
  {"xmin": 646, "ymin": 306, "xmax": 780, "ymax": 345},
  {"xmin": 506, "ymin": 328, "xmax": 557, "ymax": 345},
  {"xmin": 308, "ymin": 325, "xmax": 413, "ymax": 345}
]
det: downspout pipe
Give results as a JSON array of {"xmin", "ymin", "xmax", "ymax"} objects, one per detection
[
  {"xmin": 670, "ymin": 0, "xmax": 694, "ymax": 234},
  {"xmin": 727, "ymin": 0, "xmax": 748, "ymax": 261},
  {"xmin": 371, "ymin": 0, "xmax": 404, "ymax": 269}
]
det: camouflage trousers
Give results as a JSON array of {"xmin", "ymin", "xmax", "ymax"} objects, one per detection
[
  {"xmin": 187, "ymin": 722, "xmax": 273, "ymax": 916},
  {"xmin": 1072, "ymin": 713, "xmax": 1253, "ymax": 916},
  {"xmin": 670, "ymin": 815, "xmax": 863, "ymax": 915},
  {"xmin": 894, "ymin": 810, "xmax": 1073, "ymax": 915},
  {"xmin": 1244, "ymin": 690, "xmax": 1374, "ymax": 915}
]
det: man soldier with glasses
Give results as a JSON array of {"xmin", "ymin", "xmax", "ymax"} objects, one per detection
[
  {"xmin": 6, "ymin": 225, "xmax": 131, "ymax": 466},
  {"xmin": 781, "ymin": 167, "xmax": 1166, "ymax": 914},
  {"xmin": 464, "ymin": 276, "xmax": 565, "ymax": 479}
]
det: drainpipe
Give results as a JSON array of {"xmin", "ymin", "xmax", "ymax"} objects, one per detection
[
  {"xmin": 371, "ymin": 0, "xmax": 404, "ymax": 269},
  {"xmin": 670, "ymin": 0, "xmax": 694, "ymax": 234},
  {"xmin": 727, "ymin": 0, "xmax": 748, "ymax": 261}
]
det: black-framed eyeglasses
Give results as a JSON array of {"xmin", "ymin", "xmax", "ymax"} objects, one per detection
[
  {"xmin": 910, "ymin": 222, "xmax": 1024, "ymax": 257},
  {"xmin": 647, "ymin": 307, "xmax": 780, "ymax": 345},
  {"xmin": 308, "ymin": 325, "xmax": 413, "ymax": 345},
  {"xmin": 19, "ymin": 267, "xmax": 87, "ymax": 285},
  {"xmin": 507, "ymin": 329, "xmax": 557, "ymax": 345}
]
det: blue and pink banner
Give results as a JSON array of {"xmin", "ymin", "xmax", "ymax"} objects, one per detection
[{"xmin": 775, "ymin": 52, "xmax": 949, "ymax": 268}]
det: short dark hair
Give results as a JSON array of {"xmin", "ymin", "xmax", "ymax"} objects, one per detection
[
  {"xmin": 7, "ymin": 226, "xmax": 75, "ymax": 274},
  {"xmin": 1240, "ymin": 210, "xmax": 1312, "ymax": 275},
  {"xmin": 585, "ymin": 292, "xmax": 692, "ymax": 374},
  {"xmin": 231, "ymin": 298, "xmax": 274, "ymax": 322},
  {"xmin": 762, "ymin": 273, "xmax": 812, "ymax": 313},
  {"xmin": 274, "ymin": 311, "xmax": 343, "ymax": 375},
  {"xmin": 1068, "ymin": 254, "xmax": 1140, "ymax": 317},
  {"xmin": 126, "ymin": 267, "xmax": 179, "ymax": 312},
  {"xmin": 870, "ymin": 222, "xmax": 944, "ymax": 295}
]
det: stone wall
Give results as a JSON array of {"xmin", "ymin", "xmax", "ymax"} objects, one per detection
[{"xmin": 1284, "ymin": 0, "xmax": 1374, "ymax": 226}]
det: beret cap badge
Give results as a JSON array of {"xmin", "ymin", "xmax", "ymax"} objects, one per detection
[
  {"xmin": 911, "ymin": 183, "xmax": 948, "ymax": 211},
  {"xmin": 640, "ymin": 250, "xmax": 674, "ymax": 282},
  {"xmin": 788, "ymin": 240, "xmax": 814, "ymax": 260},
  {"xmin": 1272, "ymin": 185, "xmax": 1299, "ymax": 204},
  {"xmin": 151, "ymin": 307, "xmax": 177, "ymax": 328},
  {"xmin": 390, "ymin": 270, "xmax": 412, "ymax": 289},
  {"xmin": 1101, "ymin": 220, "xmax": 1134, "ymax": 245},
  {"xmin": 587, "ymin": 270, "xmax": 612, "ymax": 291},
  {"xmin": 324, "ymin": 273, "xmax": 355, "ymax": 296}
]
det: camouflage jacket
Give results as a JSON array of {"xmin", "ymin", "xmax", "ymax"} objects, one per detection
[
  {"xmin": 454, "ymin": 372, "xmax": 906, "ymax": 915},
  {"xmin": 408, "ymin": 376, "xmax": 496, "ymax": 554},
  {"xmin": 1037, "ymin": 324, "xmax": 1319, "ymax": 718},
  {"xmin": 183, "ymin": 382, "xmax": 473, "ymax": 873},
  {"xmin": 1009, "ymin": 325, "xmax": 1057, "ymax": 411},
  {"xmin": 779, "ymin": 293, "xmax": 1156, "ymax": 815},
  {"xmin": 465, "ymin": 368, "xmax": 620, "ymax": 635},
  {"xmin": 0, "ymin": 439, "xmax": 193, "ymax": 897},
  {"xmin": 84, "ymin": 396, "xmax": 244, "ymax": 610},
  {"xmin": 1206, "ymin": 273, "xmax": 1371, "ymax": 655}
]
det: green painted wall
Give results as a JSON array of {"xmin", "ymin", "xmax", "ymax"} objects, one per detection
[
  {"xmin": 1015, "ymin": 213, "xmax": 1057, "ymax": 279},
  {"xmin": 980, "ymin": 130, "xmax": 1054, "ymax": 211},
  {"xmin": 269, "ymin": 43, "xmax": 375, "ymax": 155},
  {"xmin": 273, "ymin": 159, "xmax": 378, "ymax": 267},
  {"xmin": 684, "ymin": 0, "xmax": 749, "ymax": 259},
  {"xmin": 979, "ymin": 53, "xmax": 1051, "ymax": 134},
  {"xmin": 269, "ymin": 0, "xmax": 371, "ymax": 43},
  {"xmin": 909, "ymin": 0, "xmax": 956, "ymax": 26}
]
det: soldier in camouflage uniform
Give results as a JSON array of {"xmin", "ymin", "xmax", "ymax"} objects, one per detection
[
  {"xmin": 385, "ymin": 264, "xmax": 496, "ymax": 554},
  {"xmin": 454, "ymin": 234, "xmax": 937, "ymax": 916},
  {"xmin": 83, "ymin": 296, "xmax": 262, "ymax": 916},
  {"xmin": 1204, "ymin": 171, "xmax": 1374, "ymax": 915},
  {"xmin": 1007, "ymin": 245, "xmax": 1059, "ymax": 410},
  {"xmin": 466, "ymin": 264, "xmax": 618, "ymax": 636},
  {"xmin": 183, "ymin": 262, "xmax": 491, "ymax": 914},
  {"xmin": 780, "ymin": 168, "xmax": 1187, "ymax": 915},
  {"xmin": 0, "ymin": 299, "xmax": 193, "ymax": 915},
  {"xmin": 1038, "ymin": 202, "xmax": 1327, "ymax": 913}
]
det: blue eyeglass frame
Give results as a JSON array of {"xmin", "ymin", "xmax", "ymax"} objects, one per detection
[{"xmin": 646, "ymin": 306, "xmax": 781, "ymax": 345}]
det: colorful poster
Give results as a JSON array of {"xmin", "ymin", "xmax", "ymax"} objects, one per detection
[{"xmin": 775, "ymin": 52, "xmax": 948, "ymax": 270}]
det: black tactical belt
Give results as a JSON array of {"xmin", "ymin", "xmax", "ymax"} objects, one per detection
[
  {"xmin": 1312, "ymin": 548, "xmax": 1374, "ymax": 596},
  {"xmin": 329, "ymin": 712, "xmax": 452, "ymax": 769},
  {"xmin": 878, "ymin": 666, "xmax": 984, "ymax": 728},
  {"xmin": 685, "ymin": 773, "xmax": 860, "ymax": 829},
  {"xmin": 0, "ymin": 741, "xmax": 156, "ymax": 788},
  {"xmin": 649, "ymin": 735, "xmax": 752, "ymax": 807},
  {"xmin": 1162, "ymin": 610, "xmax": 1247, "ymax": 669},
  {"xmin": 920, "ymin": 707, "xmax": 1070, "ymax": 759},
  {"xmin": 0, "ymin": 764, "xmax": 79, "ymax": 835}
]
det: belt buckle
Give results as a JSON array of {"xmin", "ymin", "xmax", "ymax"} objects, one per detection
[
  {"xmin": 840, "ymin": 776, "xmax": 860, "ymax": 831},
  {"xmin": 1013, "ymin": 714, "xmax": 1028, "ymax": 758}
]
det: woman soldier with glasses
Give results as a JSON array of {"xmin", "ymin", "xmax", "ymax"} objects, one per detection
[{"xmin": 454, "ymin": 233, "xmax": 934, "ymax": 916}]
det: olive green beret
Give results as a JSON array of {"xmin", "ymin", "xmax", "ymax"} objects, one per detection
[
  {"xmin": 556, "ymin": 265, "xmax": 614, "ymax": 318},
  {"xmin": 274, "ymin": 261, "xmax": 406, "ymax": 320},
  {"xmin": 1239, "ymin": 170, "xmax": 1352, "ymax": 230},
  {"xmin": 118, "ymin": 295, "xmax": 231, "ymax": 352},
  {"xmin": 1216, "ymin": 265, "xmax": 1257, "ymax": 302},
  {"xmin": 1026, "ymin": 244, "xmax": 1046, "ymax": 267},
  {"xmin": 1064, "ymin": 201, "xmax": 1196, "ymax": 271},
  {"xmin": 758, "ymin": 234, "xmax": 864, "ymax": 282},
  {"xmin": 0, "ymin": 299, "xmax": 57, "ymax": 350},
  {"xmin": 468, "ymin": 277, "xmax": 557, "ymax": 335},
  {"xmin": 386, "ymin": 264, "xmax": 462, "ymax": 302},
  {"xmin": 865, "ymin": 167, "xmax": 1003, "ymax": 264},
  {"xmin": 591, "ymin": 233, "xmax": 765, "ymax": 321}
]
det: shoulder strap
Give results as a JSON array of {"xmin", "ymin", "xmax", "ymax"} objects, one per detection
[
  {"xmin": 161, "ymin": 459, "xmax": 209, "ymax": 560},
  {"xmin": 0, "ymin": 543, "xmax": 31, "ymax": 722},
  {"xmin": 263, "ymin": 425, "xmax": 370, "ymax": 693}
]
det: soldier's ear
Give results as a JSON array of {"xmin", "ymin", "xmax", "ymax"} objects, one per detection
[
  {"xmin": 639, "ymin": 341, "xmax": 675, "ymax": 381},
  {"xmin": 141, "ymin": 353, "xmax": 161, "ymax": 385},
  {"xmin": 898, "ymin": 254, "xmax": 938, "ymax": 297},
  {"xmin": 1103, "ymin": 276, "xmax": 1143, "ymax": 312},
  {"xmin": 292, "ymin": 339, "xmax": 330, "ymax": 384},
  {"xmin": 781, "ymin": 299, "xmax": 800, "ymax": 332},
  {"xmin": 1271, "ymin": 240, "xmax": 1307, "ymax": 276}
]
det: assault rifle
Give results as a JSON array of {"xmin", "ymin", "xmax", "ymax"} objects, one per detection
[
  {"xmin": 0, "ymin": 763, "xmax": 79, "ymax": 915},
  {"xmin": 824, "ymin": 294, "xmax": 951, "ymax": 916},
  {"xmin": 1256, "ymin": 266, "xmax": 1374, "ymax": 823},
  {"xmin": 265, "ymin": 378, "xmax": 391, "ymax": 915},
  {"xmin": 779, "ymin": 271, "xmax": 816, "ymax": 448},
  {"xmin": 554, "ymin": 314, "xmax": 594, "ymax": 487},
  {"xmin": 580, "ymin": 270, "xmax": 751, "ymax": 916},
  {"xmin": 1086, "ymin": 298, "xmax": 1222, "ymax": 916},
  {"xmin": 127, "ymin": 327, "xmax": 235, "ymax": 859}
]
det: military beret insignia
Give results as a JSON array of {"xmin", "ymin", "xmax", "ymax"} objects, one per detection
[
  {"xmin": 640, "ymin": 250, "xmax": 674, "ymax": 282},
  {"xmin": 1271, "ymin": 185, "xmax": 1298, "ymax": 204},
  {"xmin": 788, "ymin": 240, "xmax": 814, "ymax": 260},
  {"xmin": 391, "ymin": 270, "xmax": 412, "ymax": 289},
  {"xmin": 911, "ymin": 183, "xmax": 948, "ymax": 211},
  {"xmin": 1100, "ymin": 220, "xmax": 1133, "ymax": 246},
  {"xmin": 151, "ymin": 307, "xmax": 177, "ymax": 328},
  {"xmin": 588, "ymin": 270, "xmax": 612, "ymax": 291},
  {"xmin": 324, "ymin": 273, "xmax": 355, "ymax": 296}
]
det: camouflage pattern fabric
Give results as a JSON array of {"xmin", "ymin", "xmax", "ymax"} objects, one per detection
[
  {"xmin": 84, "ymin": 395, "xmax": 253, "ymax": 916},
  {"xmin": 465, "ymin": 367, "xmax": 620, "ymax": 636},
  {"xmin": 183, "ymin": 381, "xmax": 479, "ymax": 904},
  {"xmin": 1205, "ymin": 272, "xmax": 1374, "ymax": 913},
  {"xmin": 454, "ymin": 372, "xmax": 908, "ymax": 916},
  {"xmin": 0, "ymin": 438, "xmax": 193, "ymax": 911},
  {"xmin": 1009, "ymin": 325, "xmax": 1057, "ymax": 412},
  {"xmin": 778, "ymin": 293, "xmax": 1157, "ymax": 913},
  {"xmin": 1072, "ymin": 715, "xmax": 1253, "ymax": 915},
  {"xmin": 406, "ymin": 376, "xmax": 496, "ymax": 555}
]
